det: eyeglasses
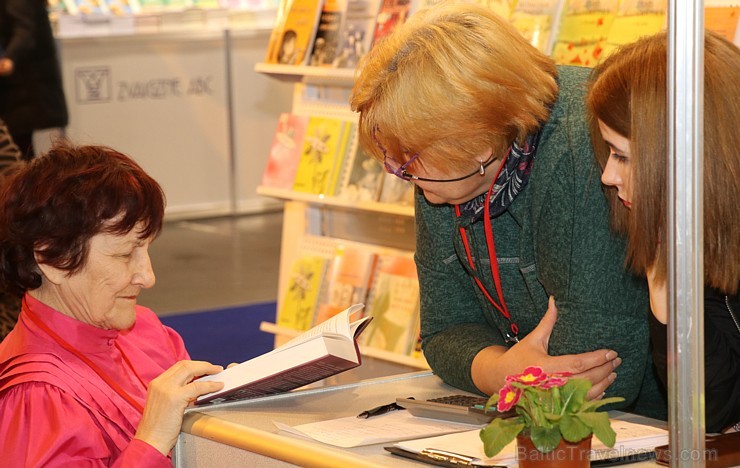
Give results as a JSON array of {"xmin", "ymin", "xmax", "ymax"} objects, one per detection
[{"xmin": 373, "ymin": 127, "xmax": 498, "ymax": 183}]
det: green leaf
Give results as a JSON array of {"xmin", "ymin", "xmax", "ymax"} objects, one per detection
[
  {"xmin": 559, "ymin": 414, "xmax": 592, "ymax": 443},
  {"xmin": 530, "ymin": 426, "xmax": 562, "ymax": 453},
  {"xmin": 576, "ymin": 412, "xmax": 617, "ymax": 447},
  {"xmin": 581, "ymin": 396, "xmax": 626, "ymax": 412},
  {"xmin": 480, "ymin": 417, "xmax": 525, "ymax": 457},
  {"xmin": 559, "ymin": 379, "xmax": 590, "ymax": 413},
  {"xmin": 485, "ymin": 394, "xmax": 500, "ymax": 412}
]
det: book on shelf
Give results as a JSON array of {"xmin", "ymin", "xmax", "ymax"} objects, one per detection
[
  {"xmin": 292, "ymin": 116, "xmax": 355, "ymax": 196},
  {"xmin": 265, "ymin": 0, "xmax": 326, "ymax": 65},
  {"xmin": 509, "ymin": 0, "xmax": 564, "ymax": 54},
  {"xmin": 308, "ymin": 0, "xmax": 349, "ymax": 66},
  {"xmin": 601, "ymin": 0, "xmax": 666, "ymax": 59},
  {"xmin": 63, "ymin": 0, "xmax": 110, "ymax": 15},
  {"xmin": 106, "ymin": 0, "xmax": 142, "ymax": 14},
  {"xmin": 261, "ymin": 113, "xmax": 310, "ymax": 190},
  {"xmin": 337, "ymin": 145, "xmax": 385, "ymax": 202},
  {"xmin": 378, "ymin": 172, "xmax": 415, "ymax": 206},
  {"xmin": 195, "ymin": 303, "xmax": 372, "ymax": 405},
  {"xmin": 276, "ymin": 252, "xmax": 331, "ymax": 331},
  {"xmin": 361, "ymin": 253, "xmax": 420, "ymax": 355},
  {"xmin": 371, "ymin": 0, "xmax": 414, "ymax": 47},
  {"xmin": 705, "ymin": 6, "xmax": 740, "ymax": 44},
  {"xmin": 314, "ymin": 245, "xmax": 378, "ymax": 325},
  {"xmin": 332, "ymin": 0, "xmax": 383, "ymax": 68},
  {"xmin": 551, "ymin": 0, "xmax": 619, "ymax": 67}
]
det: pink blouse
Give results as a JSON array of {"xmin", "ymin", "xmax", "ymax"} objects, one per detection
[{"xmin": 0, "ymin": 294, "xmax": 190, "ymax": 467}]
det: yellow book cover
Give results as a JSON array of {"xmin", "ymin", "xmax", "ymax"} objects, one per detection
[
  {"xmin": 361, "ymin": 254, "xmax": 420, "ymax": 355},
  {"xmin": 277, "ymin": 254, "xmax": 330, "ymax": 331},
  {"xmin": 552, "ymin": 0, "xmax": 619, "ymax": 66},
  {"xmin": 266, "ymin": 0, "xmax": 326, "ymax": 65},
  {"xmin": 556, "ymin": 0, "xmax": 618, "ymax": 42},
  {"xmin": 601, "ymin": 0, "xmax": 666, "ymax": 60},
  {"xmin": 510, "ymin": 0, "xmax": 562, "ymax": 53},
  {"xmin": 471, "ymin": 0, "xmax": 515, "ymax": 20},
  {"xmin": 314, "ymin": 245, "xmax": 378, "ymax": 325},
  {"xmin": 705, "ymin": 6, "xmax": 740, "ymax": 42},
  {"xmin": 292, "ymin": 116, "xmax": 353, "ymax": 195}
]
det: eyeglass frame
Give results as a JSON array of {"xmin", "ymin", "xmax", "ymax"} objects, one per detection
[{"xmin": 372, "ymin": 126, "xmax": 498, "ymax": 183}]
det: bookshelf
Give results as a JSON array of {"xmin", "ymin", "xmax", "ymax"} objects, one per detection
[{"xmin": 255, "ymin": 63, "xmax": 427, "ymax": 370}]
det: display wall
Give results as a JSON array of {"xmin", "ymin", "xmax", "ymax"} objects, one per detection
[{"xmin": 57, "ymin": 28, "xmax": 293, "ymax": 219}]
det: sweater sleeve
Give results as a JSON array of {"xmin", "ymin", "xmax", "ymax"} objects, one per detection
[
  {"xmin": 0, "ymin": 383, "xmax": 171, "ymax": 468},
  {"xmin": 3, "ymin": 0, "xmax": 36, "ymax": 62},
  {"xmin": 414, "ymin": 192, "xmax": 504, "ymax": 395}
]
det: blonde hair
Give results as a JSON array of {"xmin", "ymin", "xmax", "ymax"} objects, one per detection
[
  {"xmin": 587, "ymin": 31, "xmax": 740, "ymax": 294},
  {"xmin": 350, "ymin": 0, "xmax": 558, "ymax": 173}
]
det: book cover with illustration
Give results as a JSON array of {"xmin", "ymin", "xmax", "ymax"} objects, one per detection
[
  {"xmin": 265, "ymin": 0, "xmax": 326, "ymax": 65},
  {"xmin": 308, "ymin": 0, "xmax": 349, "ymax": 66},
  {"xmin": 277, "ymin": 253, "xmax": 331, "ymax": 331},
  {"xmin": 371, "ymin": 0, "xmax": 413, "ymax": 47},
  {"xmin": 510, "ymin": 0, "xmax": 564, "ymax": 54},
  {"xmin": 261, "ymin": 113, "xmax": 310, "ymax": 190},
  {"xmin": 313, "ymin": 245, "xmax": 378, "ymax": 325},
  {"xmin": 338, "ymin": 145, "xmax": 384, "ymax": 202},
  {"xmin": 292, "ymin": 116, "xmax": 355, "ymax": 195},
  {"xmin": 361, "ymin": 253, "xmax": 420, "ymax": 355},
  {"xmin": 551, "ymin": 0, "xmax": 619, "ymax": 67},
  {"xmin": 332, "ymin": 0, "xmax": 382, "ymax": 68}
]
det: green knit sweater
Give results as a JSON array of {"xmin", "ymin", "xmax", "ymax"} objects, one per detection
[{"xmin": 415, "ymin": 66, "xmax": 666, "ymax": 419}]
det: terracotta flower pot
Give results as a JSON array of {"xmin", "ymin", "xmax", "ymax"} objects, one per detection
[{"xmin": 516, "ymin": 434, "xmax": 592, "ymax": 468}]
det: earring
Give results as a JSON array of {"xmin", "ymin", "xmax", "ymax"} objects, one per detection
[{"xmin": 479, "ymin": 160, "xmax": 485, "ymax": 176}]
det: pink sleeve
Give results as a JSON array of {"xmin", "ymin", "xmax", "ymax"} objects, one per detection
[{"xmin": 0, "ymin": 383, "xmax": 170, "ymax": 468}]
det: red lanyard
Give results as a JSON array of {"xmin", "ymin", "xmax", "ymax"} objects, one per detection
[
  {"xmin": 454, "ymin": 150, "xmax": 520, "ymax": 342},
  {"xmin": 22, "ymin": 297, "xmax": 145, "ymax": 414}
]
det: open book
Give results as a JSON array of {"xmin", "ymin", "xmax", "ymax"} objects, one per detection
[{"xmin": 195, "ymin": 304, "xmax": 371, "ymax": 405}]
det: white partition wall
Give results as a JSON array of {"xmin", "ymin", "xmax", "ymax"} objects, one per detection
[
  {"xmin": 57, "ymin": 29, "xmax": 292, "ymax": 219},
  {"xmin": 230, "ymin": 30, "xmax": 294, "ymax": 214}
]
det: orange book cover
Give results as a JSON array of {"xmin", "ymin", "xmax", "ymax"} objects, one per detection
[
  {"xmin": 705, "ymin": 6, "xmax": 740, "ymax": 43},
  {"xmin": 361, "ymin": 253, "xmax": 420, "ymax": 355},
  {"xmin": 266, "ymin": 0, "xmax": 326, "ymax": 65},
  {"xmin": 314, "ymin": 245, "xmax": 378, "ymax": 324}
]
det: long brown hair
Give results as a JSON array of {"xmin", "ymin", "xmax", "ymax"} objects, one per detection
[{"xmin": 587, "ymin": 31, "xmax": 739, "ymax": 294}]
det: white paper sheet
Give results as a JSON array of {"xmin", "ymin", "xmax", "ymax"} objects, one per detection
[{"xmin": 274, "ymin": 410, "xmax": 481, "ymax": 448}]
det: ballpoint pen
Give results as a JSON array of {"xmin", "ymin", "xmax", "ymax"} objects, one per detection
[{"xmin": 357, "ymin": 398, "xmax": 414, "ymax": 419}]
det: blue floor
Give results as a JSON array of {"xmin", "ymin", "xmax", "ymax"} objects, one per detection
[{"xmin": 160, "ymin": 302, "xmax": 276, "ymax": 367}]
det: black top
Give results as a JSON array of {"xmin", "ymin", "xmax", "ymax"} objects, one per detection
[
  {"xmin": 649, "ymin": 286, "xmax": 740, "ymax": 432},
  {"xmin": 0, "ymin": 0, "xmax": 68, "ymax": 134}
]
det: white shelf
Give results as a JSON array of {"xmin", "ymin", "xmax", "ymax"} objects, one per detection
[
  {"xmin": 254, "ymin": 63, "xmax": 356, "ymax": 87},
  {"xmin": 259, "ymin": 321, "xmax": 430, "ymax": 369},
  {"xmin": 257, "ymin": 186, "xmax": 415, "ymax": 217}
]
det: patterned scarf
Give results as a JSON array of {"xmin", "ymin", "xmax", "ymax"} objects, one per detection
[{"xmin": 458, "ymin": 130, "xmax": 541, "ymax": 222}]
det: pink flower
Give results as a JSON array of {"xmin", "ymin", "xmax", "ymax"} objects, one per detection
[
  {"xmin": 507, "ymin": 366, "xmax": 547, "ymax": 386},
  {"xmin": 540, "ymin": 376, "xmax": 569, "ymax": 389},
  {"xmin": 497, "ymin": 384, "xmax": 522, "ymax": 412}
]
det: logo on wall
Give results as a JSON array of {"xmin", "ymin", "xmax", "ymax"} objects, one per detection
[{"xmin": 75, "ymin": 67, "xmax": 112, "ymax": 104}]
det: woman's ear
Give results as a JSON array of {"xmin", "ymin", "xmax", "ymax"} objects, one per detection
[{"xmin": 33, "ymin": 251, "xmax": 66, "ymax": 285}]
